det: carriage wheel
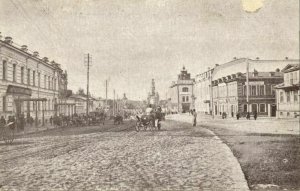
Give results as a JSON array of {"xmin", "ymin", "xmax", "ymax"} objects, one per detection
[
  {"xmin": 3, "ymin": 127, "xmax": 15, "ymax": 144},
  {"xmin": 135, "ymin": 121, "xmax": 141, "ymax": 132}
]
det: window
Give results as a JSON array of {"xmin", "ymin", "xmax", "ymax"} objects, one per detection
[
  {"xmin": 294, "ymin": 71, "xmax": 298, "ymax": 83},
  {"xmin": 259, "ymin": 85, "xmax": 264, "ymax": 96},
  {"xmin": 266, "ymin": 85, "xmax": 271, "ymax": 95},
  {"xmin": 38, "ymin": 73, "xmax": 41, "ymax": 87},
  {"xmin": 280, "ymin": 92, "xmax": 284, "ymax": 103},
  {"xmin": 2, "ymin": 96, "xmax": 6, "ymax": 112},
  {"xmin": 2, "ymin": 60, "xmax": 7, "ymax": 80},
  {"xmin": 243, "ymin": 105, "xmax": 247, "ymax": 112},
  {"xmin": 182, "ymin": 96, "xmax": 185, "ymax": 102},
  {"xmin": 271, "ymin": 85, "xmax": 275, "ymax": 95},
  {"xmin": 251, "ymin": 85, "xmax": 256, "ymax": 96},
  {"xmin": 287, "ymin": 112, "xmax": 290, "ymax": 116},
  {"xmin": 243, "ymin": 85, "xmax": 247, "ymax": 96},
  {"xmin": 290, "ymin": 73, "xmax": 294, "ymax": 84},
  {"xmin": 48, "ymin": 76, "xmax": 50, "ymax": 89},
  {"xmin": 286, "ymin": 91, "xmax": 290, "ymax": 102},
  {"xmin": 259, "ymin": 104, "xmax": 266, "ymax": 112},
  {"xmin": 13, "ymin": 64, "xmax": 16, "ymax": 82},
  {"xmin": 186, "ymin": 96, "xmax": 189, "ymax": 102},
  {"xmin": 27, "ymin": 69, "xmax": 30, "ymax": 85},
  {"xmin": 33, "ymin": 71, "xmax": 36, "ymax": 86},
  {"xmin": 54, "ymin": 78, "xmax": 56, "ymax": 90},
  {"xmin": 21, "ymin": 67, "xmax": 24, "ymax": 83},
  {"xmin": 182, "ymin": 87, "xmax": 189, "ymax": 92},
  {"xmin": 44, "ymin": 75, "xmax": 47, "ymax": 88},
  {"xmin": 294, "ymin": 91, "xmax": 298, "ymax": 102}
]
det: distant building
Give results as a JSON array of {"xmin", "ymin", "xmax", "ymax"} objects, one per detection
[
  {"xmin": 147, "ymin": 79, "xmax": 159, "ymax": 107},
  {"xmin": 275, "ymin": 64, "xmax": 300, "ymax": 118},
  {"xmin": 194, "ymin": 67, "xmax": 214, "ymax": 114},
  {"xmin": 167, "ymin": 67, "xmax": 195, "ymax": 113}
]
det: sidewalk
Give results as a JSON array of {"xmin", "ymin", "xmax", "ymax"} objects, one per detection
[{"xmin": 166, "ymin": 113, "xmax": 300, "ymax": 135}]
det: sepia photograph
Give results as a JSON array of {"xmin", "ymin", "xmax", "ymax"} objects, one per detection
[{"xmin": 0, "ymin": 0, "xmax": 299, "ymax": 190}]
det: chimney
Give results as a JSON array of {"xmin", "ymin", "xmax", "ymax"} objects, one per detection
[
  {"xmin": 21, "ymin": 45, "xmax": 28, "ymax": 52},
  {"xmin": 4, "ymin": 36, "xmax": 13, "ymax": 44},
  {"xmin": 207, "ymin": 67, "xmax": 211, "ymax": 71},
  {"xmin": 256, "ymin": 57, "xmax": 260, "ymax": 60},
  {"xmin": 233, "ymin": 57, "xmax": 237, "ymax": 60},
  {"xmin": 33, "ymin": 51, "xmax": 39, "ymax": 57},
  {"xmin": 215, "ymin": 64, "xmax": 219, "ymax": 67},
  {"xmin": 285, "ymin": 57, "xmax": 289, "ymax": 60},
  {"xmin": 43, "ymin": 57, "xmax": 49, "ymax": 63}
]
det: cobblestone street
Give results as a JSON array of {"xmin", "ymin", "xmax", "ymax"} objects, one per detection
[{"xmin": 0, "ymin": 120, "xmax": 248, "ymax": 191}]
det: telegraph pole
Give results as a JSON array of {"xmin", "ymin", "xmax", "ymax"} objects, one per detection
[
  {"xmin": 84, "ymin": 54, "xmax": 92, "ymax": 116},
  {"xmin": 246, "ymin": 58, "xmax": 249, "ymax": 112},
  {"xmin": 113, "ymin": 89, "xmax": 115, "ymax": 116},
  {"xmin": 105, "ymin": 80, "xmax": 108, "ymax": 108}
]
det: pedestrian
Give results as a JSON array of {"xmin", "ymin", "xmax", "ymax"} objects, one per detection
[
  {"xmin": 254, "ymin": 111, "xmax": 257, "ymax": 120},
  {"xmin": 236, "ymin": 113, "xmax": 240, "ymax": 120},
  {"xmin": 50, "ymin": 116, "xmax": 53, "ymax": 125},
  {"xmin": 246, "ymin": 112, "xmax": 250, "ymax": 120},
  {"xmin": 231, "ymin": 112, "xmax": 234, "ymax": 118},
  {"xmin": 192, "ymin": 109, "xmax": 197, "ymax": 126},
  {"xmin": 0, "ymin": 116, "xmax": 6, "ymax": 127}
]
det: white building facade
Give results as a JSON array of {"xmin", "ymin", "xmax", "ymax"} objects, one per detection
[
  {"xmin": 275, "ymin": 64, "xmax": 300, "ymax": 118},
  {"xmin": 0, "ymin": 36, "xmax": 67, "ymax": 125}
]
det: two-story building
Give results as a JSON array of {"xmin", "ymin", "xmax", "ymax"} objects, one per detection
[
  {"xmin": 212, "ymin": 70, "xmax": 283, "ymax": 117},
  {"xmin": 0, "ymin": 36, "xmax": 68, "ymax": 125},
  {"xmin": 194, "ymin": 67, "xmax": 214, "ymax": 114},
  {"xmin": 211, "ymin": 58, "xmax": 299, "ymax": 117},
  {"xmin": 275, "ymin": 64, "xmax": 300, "ymax": 118},
  {"xmin": 167, "ymin": 67, "xmax": 195, "ymax": 113}
]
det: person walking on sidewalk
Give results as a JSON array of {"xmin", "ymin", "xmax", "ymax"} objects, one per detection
[
  {"xmin": 253, "ymin": 111, "xmax": 258, "ymax": 120},
  {"xmin": 246, "ymin": 112, "xmax": 250, "ymax": 120},
  {"xmin": 192, "ymin": 109, "xmax": 197, "ymax": 126}
]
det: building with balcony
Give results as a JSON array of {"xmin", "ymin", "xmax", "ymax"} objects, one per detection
[
  {"xmin": 275, "ymin": 64, "xmax": 300, "ymax": 118},
  {"xmin": 0, "ymin": 35, "xmax": 68, "ymax": 125},
  {"xmin": 167, "ymin": 67, "xmax": 195, "ymax": 113}
]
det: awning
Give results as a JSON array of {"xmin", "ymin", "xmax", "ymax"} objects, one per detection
[{"xmin": 6, "ymin": 85, "xmax": 32, "ymax": 96}]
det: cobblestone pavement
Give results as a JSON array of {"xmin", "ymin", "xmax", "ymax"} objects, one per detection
[{"xmin": 0, "ymin": 120, "xmax": 249, "ymax": 191}]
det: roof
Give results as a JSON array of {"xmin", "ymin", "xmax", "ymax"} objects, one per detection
[
  {"xmin": 212, "ymin": 58, "xmax": 299, "ymax": 80},
  {"xmin": 281, "ymin": 64, "xmax": 300, "ymax": 73}
]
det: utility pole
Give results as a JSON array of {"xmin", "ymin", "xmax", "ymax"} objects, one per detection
[
  {"xmin": 84, "ymin": 54, "xmax": 92, "ymax": 117},
  {"xmin": 246, "ymin": 58, "xmax": 250, "ymax": 112},
  {"xmin": 105, "ymin": 79, "xmax": 108, "ymax": 109},
  {"xmin": 113, "ymin": 89, "xmax": 115, "ymax": 116}
]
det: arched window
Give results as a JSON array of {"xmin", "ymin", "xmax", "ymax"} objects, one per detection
[{"xmin": 182, "ymin": 87, "xmax": 189, "ymax": 92}]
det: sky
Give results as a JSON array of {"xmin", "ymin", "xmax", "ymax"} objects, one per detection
[{"xmin": 0, "ymin": 0, "xmax": 299, "ymax": 100}]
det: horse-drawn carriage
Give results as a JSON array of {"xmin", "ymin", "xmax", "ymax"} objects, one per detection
[
  {"xmin": 135, "ymin": 114, "xmax": 161, "ymax": 132},
  {"xmin": 88, "ymin": 111, "xmax": 106, "ymax": 125},
  {"xmin": 0, "ymin": 122, "xmax": 15, "ymax": 144}
]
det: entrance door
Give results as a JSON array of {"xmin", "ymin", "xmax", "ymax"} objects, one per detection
[
  {"xmin": 271, "ymin": 105, "xmax": 276, "ymax": 117},
  {"xmin": 252, "ymin": 104, "xmax": 258, "ymax": 113}
]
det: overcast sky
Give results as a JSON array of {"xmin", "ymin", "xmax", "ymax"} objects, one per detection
[{"xmin": 0, "ymin": 0, "xmax": 299, "ymax": 100}]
